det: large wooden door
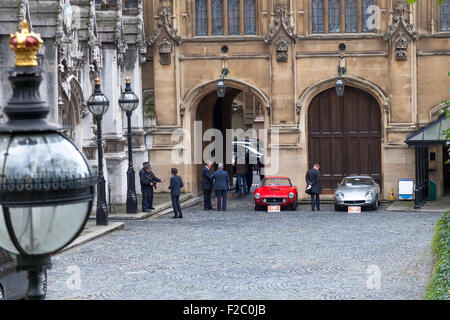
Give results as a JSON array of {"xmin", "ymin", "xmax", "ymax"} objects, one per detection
[{"xmin": 308, "ymin": 87, "xmax": 382, "ymax": 193}]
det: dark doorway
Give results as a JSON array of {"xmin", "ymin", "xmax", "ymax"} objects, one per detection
[
  {"xmin": 308, "ymin": 86, "xmax": 382, "ymax": 194},
  {"xmin": 443, "ymin": 146, "xmax": 450, "ymax": 195},
  {"xmin": 194, "ymin": 88, "xmax": 240, "ymax": 191}
]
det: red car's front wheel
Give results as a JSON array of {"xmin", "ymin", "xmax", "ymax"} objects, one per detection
[
  {"xmin": 290, "ymin": 196, "xmax": 298, "ymax": 211},
  {"xmin": 254, "ymin": 204, "xmax": 264, "ymax": 211}
]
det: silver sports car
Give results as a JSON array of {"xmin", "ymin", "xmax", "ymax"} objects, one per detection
[{"xmin": 334, "ymin": 176, "xmax": 381, "ymax": 211}]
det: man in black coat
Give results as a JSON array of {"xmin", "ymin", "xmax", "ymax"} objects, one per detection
[
  {"xmin": 306, "ymin": 163, "xmax": 322, "ymax": 211},
  {"xmin": 202, "ymin": 162, "xmax": 214, "ymax": 210},
  {"xmin": 139, "ymin": 162, "xmax": 163, "ymax": 212},
  {"xmin": 246, "ymin": 154, "xmax": 254, "ymax": 194},
  {"xmin": 169, "ymin": 168, "xmax": 184, "ymax": 218}
]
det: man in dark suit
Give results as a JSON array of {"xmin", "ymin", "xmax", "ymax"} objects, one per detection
[
  {"xmin": 169, "ymin": 168, "xmax": 184, "ymax": 218},
  {"xmin": 306, "ymin": 163, "xmax": 322, "ymax": 211},
  {"xmin": 246, "ymin": 153, "xmax": 254, "ymax": 194},
  {"xmin": 202, "ymin": 162, "xmax": 214, "ymax": 210},
  {"xmin": 213, "ymin": 163, "xmax": 230, "ymax": 211},
  {"xmin": 139, "ymin": 162, "xmax": 163, "ymax": 212}
]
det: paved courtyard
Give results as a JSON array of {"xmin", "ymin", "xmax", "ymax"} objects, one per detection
[{"xmin": 47, "ymin": 195, "xmax": 442, "ymax": 300}]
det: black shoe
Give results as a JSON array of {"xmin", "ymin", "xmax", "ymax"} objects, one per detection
[
  {"xmin": 143, "ymin": 209, "xmax": 150, "ymax": 212},
  {"xmin": 312, "ymin": 208, "xmax": 315, "ymax": 211},
  {"xmin": 178, "ymin": 216, "xmax": 183, "ymax": 219},
  {"xmin": 149, "ymin": 207, "xmax": 155, "ymax": 210},
  {"xmin": 172, "ymin": 216, "xmax": 178, "ymax": 219}
]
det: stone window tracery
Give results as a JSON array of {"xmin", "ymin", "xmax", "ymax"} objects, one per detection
[
  {"xmin": 361, "ymin": 0, "xmax": 374, "ymax": 33},
  {"xmin": 212, "ymin": 0, "xmax": 224, "ymax": 35},
  {"xmin": 194, "ymin": 0, "xmax": 256, "ymax": 36},
  {"xmin": 441, "ymin": 0, "xmax": 450, "ymax": 31},
  {"xmin": 312, "ymin": 0, "xmax": 376, "ymax": 34},
  {"xmin": 228, "ymin": 0, "xmax": 240, "ymax": 35},
  {"xmin": 312, "ymin": 0, "xmax": 325, "ymax": 33},
  {"xmin": 195, "ymin": 0, "xmax": 208, "ymax": 35},
  {"xmin": 328, "ymin": 0, "xmax": 341, "ymax": 33},
  {"xmin": 345, "ymin": 0, "xmax": 357, "ymax": 33},
  {"xmin": 243, "ymin": 0, "xmax": 256, "ymax": 35}
]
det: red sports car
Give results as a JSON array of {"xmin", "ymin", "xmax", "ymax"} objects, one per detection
[{"xmin": 254, "ymin": 177, "xmax": 298, "ymax": 211}]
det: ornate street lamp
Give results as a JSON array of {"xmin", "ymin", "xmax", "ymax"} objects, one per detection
[
  {"xmin": 118, "ymin": 77, "xmax": 139, "ymax": 214},
  {"xmin": 0, "ymin": 20, "xmax": 96, "ymax": 300},
  {"xmin": 87, "ymin": 77, "xmax": 110, "ymax": 225},
  {"xmin": 216, "ymin": 68, "xmax": 229, "ymax": 98}
]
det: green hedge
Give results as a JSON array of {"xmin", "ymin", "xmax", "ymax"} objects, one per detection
[{"xmin": 425, "ymin": 210, "xmax": 450, "ymax": 300}]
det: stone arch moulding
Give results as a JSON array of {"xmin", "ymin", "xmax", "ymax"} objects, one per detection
[
  {"xmin": 297, "ymin": 76, "xmax": 391, "ymax": 126},
  {"xmin": 183, "ymin": 78, "xmax": 270, "ymax": 118}
]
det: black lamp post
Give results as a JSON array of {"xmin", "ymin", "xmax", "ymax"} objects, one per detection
[
  {"xmin": 119, "ymin": 77, "xmax": 139, "ymax": 214},
  {"xmin": 0, "ymin": 20, "xmax": 96, "ymax": 300},
  {"xmin": 216, "ymin": 68, "xmax": 229, "ymax": 98},
  {"xmin": 87, "ymin": 77, "xmax": 110, "ymax": 225}
]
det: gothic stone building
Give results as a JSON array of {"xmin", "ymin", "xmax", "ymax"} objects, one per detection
[
  {"xmin": 0, "ymin": 0, "xmax": 148, "ymax": 204},
  {"xmin": 143, "ymin": 0, "xmax": 450, "ymax": 200}
]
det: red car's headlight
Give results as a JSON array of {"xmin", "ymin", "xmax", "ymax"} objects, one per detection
[
  {"xmin": 255, "ymin": 193, "xmax": 261, "ymax": 199},
  {"xmin": 288, "ymin": 192, "xmax": 295, "ymax": 199}
]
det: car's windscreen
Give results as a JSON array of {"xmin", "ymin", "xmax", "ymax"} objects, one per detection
[
  {"xmin": 262, "ymin": 178, "xmax": 291, "ymax": 186},
  {"xmin": 341, "ymin": 178, "xmax": 374, "ymax": 186}
]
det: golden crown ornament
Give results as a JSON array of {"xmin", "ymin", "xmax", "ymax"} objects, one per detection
[{"xmin": 8, "ymin": 20, "xmax": 43, "ymax": 67}]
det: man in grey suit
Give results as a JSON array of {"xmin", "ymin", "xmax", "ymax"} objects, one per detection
[
  {"xmin": 213, "ymin": 163, "xmax": 230, "ymax": 211},
  {"xmin": 169, "ymin": 168, "xmax": 184, "ymax": 218}
]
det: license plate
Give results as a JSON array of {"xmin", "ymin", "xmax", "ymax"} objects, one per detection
[
  {"xmin": 268, "ymin": 205, "xmax": 281, "ymax": 213},
  {"xmin": 348, "ymin": 206, "xmax": 361, "ymax": 213}
]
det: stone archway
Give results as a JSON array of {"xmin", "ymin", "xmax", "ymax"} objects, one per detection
[
  {"xmin": 298, "ymin": 75, "xmax": 390, "ymax": 129},
  {"xmin": 183, "ymin": 78, "xmax": 270, "ymax": 193},
  {"xmin": 59, "ymin": 76, "xmax": 85, "ymax": 146}
]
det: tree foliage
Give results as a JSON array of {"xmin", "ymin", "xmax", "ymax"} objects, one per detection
[{"xmin": 406, "ymin": 0, "xmax": 447, "ymax": 4}]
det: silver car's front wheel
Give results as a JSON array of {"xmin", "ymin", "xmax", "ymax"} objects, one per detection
[{"xmin": 371, "ymin": 196, "xmax": 379, "ymax": 210}]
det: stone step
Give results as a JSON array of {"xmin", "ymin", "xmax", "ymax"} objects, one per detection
[
  {"xmin": 88, "ymin": 193, "xmax": 196, "ymax": 221},
  {"xmin": 146, "ymin": 196, "xmax": 203, "ymax": 220}
]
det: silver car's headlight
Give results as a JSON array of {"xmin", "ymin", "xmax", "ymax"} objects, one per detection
[
  {"xmin": 288, "ymin": 192, "xmax": 294, "ymax": 199},
  {"xmin": 255, "ymin": 193, "xmax": 261, "ymax": 200},
  {"xmin": 336, "ymin": 192, "xmax": 344, "ymax": 199},
  {"xmin": 365, "ymin": 191, "xmax": 374, "ymax": 200}
]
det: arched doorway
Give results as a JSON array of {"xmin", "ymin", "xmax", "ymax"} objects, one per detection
[
  {"xmin": 193, "ymin": 86, "xmax": 266, "ymax": 192},
  {"xmin": 308, "ymin": 86, "xmax": 382, "ymax": 194}
]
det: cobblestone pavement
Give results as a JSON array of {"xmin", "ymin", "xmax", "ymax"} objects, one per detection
[{"xmin": 47, "ymin": 194, "xmax": 442, "ymax": 300}]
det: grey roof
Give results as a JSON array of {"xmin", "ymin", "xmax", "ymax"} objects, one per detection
[{"xmin": 406, "ymin": 114, "xmax": 450, "ymax": 145}]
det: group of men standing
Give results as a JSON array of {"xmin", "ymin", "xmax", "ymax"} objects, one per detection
[
  {"xmin": 139, "ymin": 160, "xmax": 322, "ymax": 216},
  {"xmin": 202, "ymin": 162, "xmax": 231, "ymax": 211},
  {"xmin": 139, "ymin": 162, "xmax": 184, "ymax": 218},
  {"xmin": 235, "ymin": 161, "xmax": 254, "ymax": 197}
]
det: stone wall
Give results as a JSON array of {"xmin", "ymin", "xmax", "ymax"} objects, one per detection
[{"xmin": 142, "ymin": 0, "xmax": 450, "ymax": 199}]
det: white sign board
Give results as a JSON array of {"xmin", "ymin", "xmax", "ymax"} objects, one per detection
[
  {"xmin": 268, "ymin": 205, "xmax": 281, "ymax": 213},
  {"xmin": 348, "ymin": 206, "xmax": 361, "ymax": 213},
  {"xmin": 398, "ymin": 179, "xmax": 414, "ymax": 200}
]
